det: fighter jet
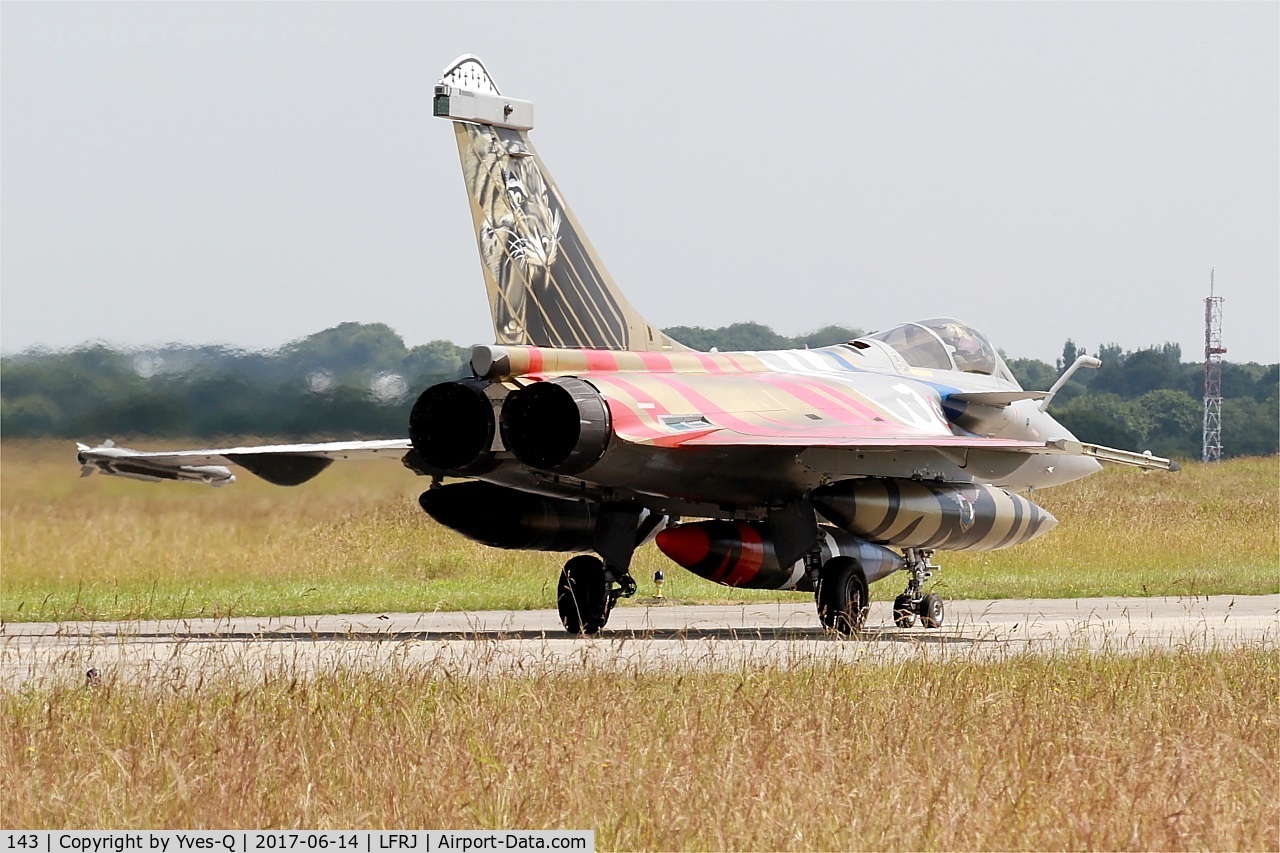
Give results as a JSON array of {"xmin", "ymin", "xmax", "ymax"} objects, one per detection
[{"xmin": 77, "ymin": 55, "xmax": 1176, "ymax": 636}]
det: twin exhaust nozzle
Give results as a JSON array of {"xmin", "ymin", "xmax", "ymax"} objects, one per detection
[{"xmin": 408, "ymin": 377, "xmax": 611, "ymax": 476}]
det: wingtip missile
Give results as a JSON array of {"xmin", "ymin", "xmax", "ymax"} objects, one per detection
[{"xmin": 75, "ymin": 442, "xmax": 236, "ymax": 486}]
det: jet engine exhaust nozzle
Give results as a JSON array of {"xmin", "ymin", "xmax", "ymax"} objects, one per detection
[
  {"xmin": 500, "ymin": 377, "xmax": 611, "ymax": 474},
  {"xmin": 408, "ymin": 378, "xmax": 497, "ymax": 474}
]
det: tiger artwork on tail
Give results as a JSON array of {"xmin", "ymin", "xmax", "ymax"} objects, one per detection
[{"xmin": 459, "ymin": 123, "xmax": 564, "ymax": 345}]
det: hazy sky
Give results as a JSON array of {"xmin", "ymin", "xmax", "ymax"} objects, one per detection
[{"xmin": 3, "ymin": 2, "xmax": 1277, "ymax": 365}]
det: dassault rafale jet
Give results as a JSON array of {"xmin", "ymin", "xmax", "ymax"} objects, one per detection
[{"xmin": 77, "ymin": 55, "xmax": 1177, "ymax": 636}]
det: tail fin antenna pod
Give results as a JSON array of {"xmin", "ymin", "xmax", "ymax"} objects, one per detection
[{"xmin": 435, "ymin": 55, "xmax": 685, "ymax": 353}]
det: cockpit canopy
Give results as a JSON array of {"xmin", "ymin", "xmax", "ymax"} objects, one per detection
[{"xmin": 861, "ymin": 318, "xmax": 1015, "ymax": 382}]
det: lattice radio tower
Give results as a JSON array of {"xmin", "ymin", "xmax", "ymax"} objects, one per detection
[{"xmin": 1202, "ymin": 269, "xmax": 1225, "ymax": 462}]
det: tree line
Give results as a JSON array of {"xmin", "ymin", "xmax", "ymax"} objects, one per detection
[
  {"xmin": 1004, "ymin": 340, "xmax": 1277, "ymax": 459},
  {"xmin": 2, "ymin": 321, "xmax": 1275, "ymax": 459}
]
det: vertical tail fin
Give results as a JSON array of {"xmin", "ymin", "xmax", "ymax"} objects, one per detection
[{"xmin": 434, "ymin": 55, "xmax": 684, "ymax": 352}]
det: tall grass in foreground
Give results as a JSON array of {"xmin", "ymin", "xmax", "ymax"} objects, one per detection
[
  {"xmin": 3, "ymin": 649, "xmax": 1276, "ymax": 849},
  {"xmin": 2, "ymin": 440, "xmax": 1276, "ymax": 621}
]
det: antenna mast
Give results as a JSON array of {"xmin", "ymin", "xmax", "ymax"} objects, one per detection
[{"xmin": 1202, "ymin": 269, "xmax": 1225, "ymax": 462}]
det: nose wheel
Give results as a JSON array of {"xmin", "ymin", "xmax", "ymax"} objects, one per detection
[
  {"xmin": 917, "ymin": 592, "xmax": 944, "ymax": 628},
  {"xmin": 893, "ymin": 549, "xmax": 945, "ymax": 629},
  {"xmin": 893, "ymin": 593, "xmax": 917, "ymax": 628}
]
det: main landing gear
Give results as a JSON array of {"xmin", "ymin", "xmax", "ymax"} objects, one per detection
[
  {"xmin": 812, "ymin": 549, "xmax": 945, "ymax": 636},
  {"xmin": 815, "ymin": 556, "xmax": 870, "ymax": 636},
  {"xmin": 555, "ymin": 502, "xmax": 649, "ymax": 635},
  {"xmin": 892, "ymin": 548, "xmax": 944, "ymax": 629},
  {"xmin": 556, "ymin": 555, "xmax": 638, "ymax": 635}
]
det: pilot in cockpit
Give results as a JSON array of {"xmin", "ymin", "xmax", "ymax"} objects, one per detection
[{"xmin": 927, "ymin": 320, "xmax": 999, "ymax": 375}]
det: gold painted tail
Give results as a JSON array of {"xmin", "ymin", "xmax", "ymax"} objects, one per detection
[{"xmin": 436, "ymin": 55, "xmax": 684, "ymax": 352}]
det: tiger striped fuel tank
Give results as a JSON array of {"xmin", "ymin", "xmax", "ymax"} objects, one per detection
[{"xmin": 810, "ymin": 479, "xmax": 1056, "ymax": 551}]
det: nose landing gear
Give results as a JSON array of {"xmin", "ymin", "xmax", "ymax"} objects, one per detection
[{"xmin": 892, "ymin": 548, "xmax": 944, "ymax": 629}]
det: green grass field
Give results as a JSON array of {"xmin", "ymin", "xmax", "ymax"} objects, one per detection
[{"xmin": 2, "ymin": 440, "xmax": 1276, "ymax": 622}]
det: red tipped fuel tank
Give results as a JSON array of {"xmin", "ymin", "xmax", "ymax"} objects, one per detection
[{"xmin": 655, "ymin": 521, "xmax": 903, "ymax": 591}]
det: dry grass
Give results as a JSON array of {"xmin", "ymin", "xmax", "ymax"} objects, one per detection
[
  {"xmin": 2, "ymin": 440, "xmax": 1276, "ymax": 621},
  {"xmin": 943, "ymin": 455, "xmax": 1280, "ymax": 599},
  {"xmin": 1, "ymin": 648, "xmax": 1275, "ymax": 849}
]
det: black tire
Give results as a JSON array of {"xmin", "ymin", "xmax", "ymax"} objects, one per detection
[
  {"xmin": 816, "ymin": 557, "xmax": 869, "ymax": 636},
  {"xmin": 557, "ymin": 555, "xmax": 610, "ymax": 635},
  {"xmin": 893, "ymin": 593, "xmax": 917, "ymax": 629},
  {"xmin": 918, "ymin": 592, "xmax": 944, "ymax": 629}
]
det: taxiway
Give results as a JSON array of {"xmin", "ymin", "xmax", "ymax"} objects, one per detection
[{"xmin": 3, "ymin": 594, "xmax": 1276, "ymax": 687}]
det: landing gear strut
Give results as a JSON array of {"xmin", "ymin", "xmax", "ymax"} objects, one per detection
[
  {"xmin": 556, "ymin": 503, "xmax": 644, "ymax": 635},
  {"xmin": 815, "ymin": 556, "xmax": 869, "ymax": 636},
  {"xmin": 556, "ymin": 556, "xmax": 640, "ymax": 635},
  {"xmin": 892, "ymin": 548, "xmax": 944, "ymax": 629},
  {"xmin": 557, "ymin": 555, "xmax": 610, "ymax": 635}
]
